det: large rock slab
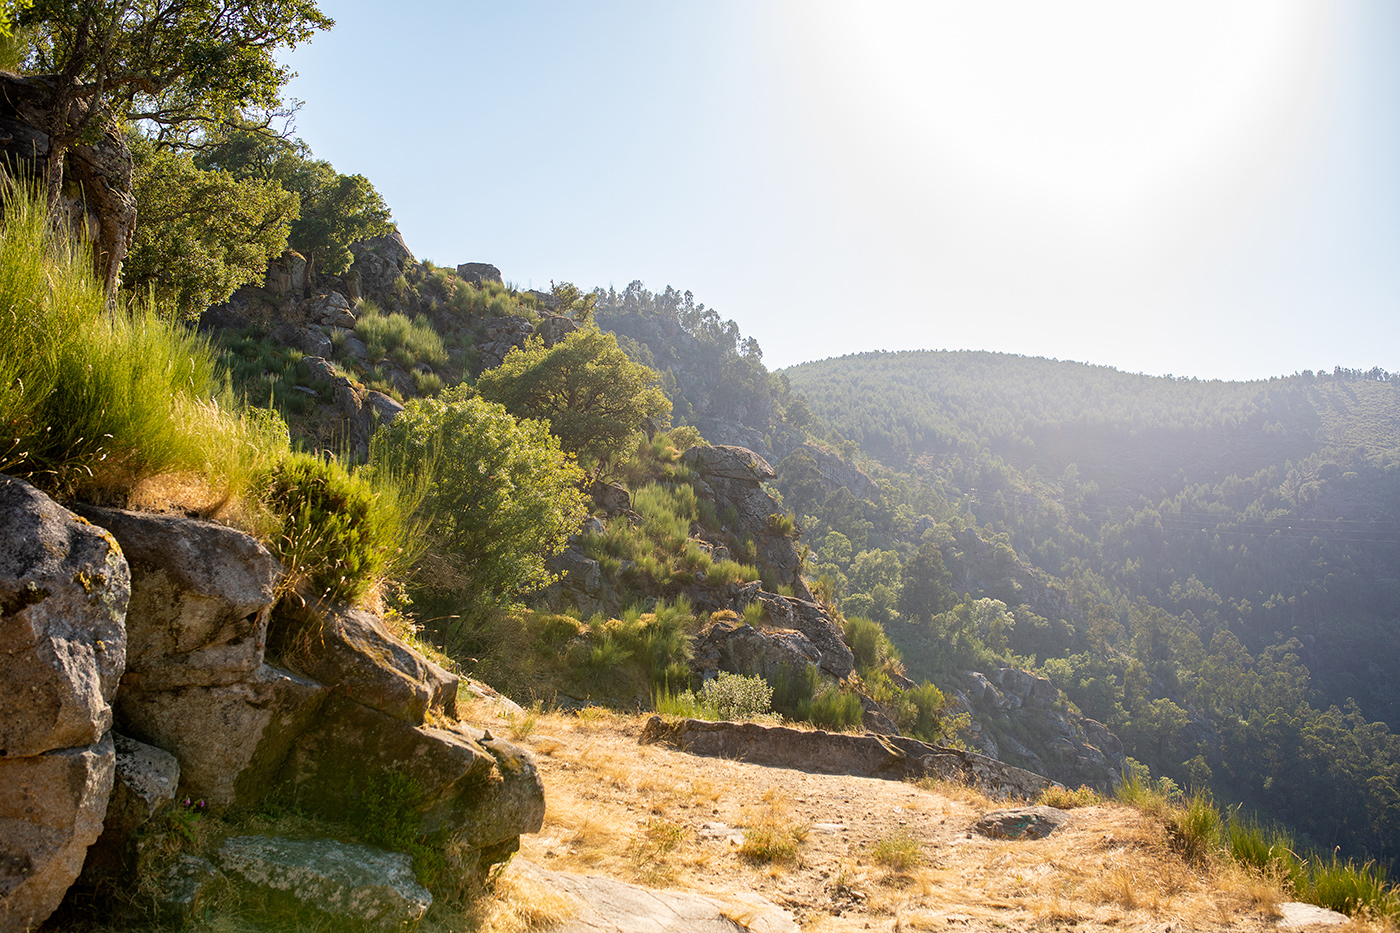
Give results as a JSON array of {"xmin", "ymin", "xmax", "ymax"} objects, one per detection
[
  {"xmin": 683, "ymin": 445, "xmax": 776, "ymax": 482},
  {"xmin": 641, "ymin": 717, "xmax": 1053, "ymax": 799},
  {"xmin": 104, "ymin": 733, "xmax": 180, "ymax": 842},
  {"xmin": 291, "ymin": 604, "xmax": 458, "ymax": 724},
  {"xmin": 73, "ymin": 506, "xmax": 278, "ymax": 690},
  {"xmin": 509, "ymin": 858, "xmax": 798, "ymax": 933},
  {"xmin": 0, "ymin": 733, "xmax": 115, "ymax": 931},
  {"xmin": 214, "ymin": 835, "xmax": 430, "ymax": 930},
  {"xmin": 0, "ymin": 477, "xmax": 129, "ymax": 758},
  {"xmin": 281, "ymin": 696, "xmax": 544, "ymax": 860},
  {"xmin": 730, "ymin": 586, "xmax": 854, "ymax": 680},
  {"xmin": 117, "ymin": 663, "xmax": 326, "ymax": 808}
]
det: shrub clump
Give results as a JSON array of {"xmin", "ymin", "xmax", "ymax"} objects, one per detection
[{"xmin": 252, "ymin": 451, "xmax": 418, "ymax": 606}]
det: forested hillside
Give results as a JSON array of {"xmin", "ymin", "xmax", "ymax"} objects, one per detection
[{"xmin": 783, "ymin": 349, "xmax": 1400, "ymax": 870}]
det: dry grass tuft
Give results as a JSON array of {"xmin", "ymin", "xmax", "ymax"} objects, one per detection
[{"xmin": 468, "ymin": 871, "xmax": 579, "ymax": 933}]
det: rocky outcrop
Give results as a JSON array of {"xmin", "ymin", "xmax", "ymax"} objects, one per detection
[
  {"xmin": 0, "ymin": 735, "xmax": 116, "ymax": 932},
  {"xmin": 0, "ymin": 478, "xmax": 127, "ymax": 931},
  {"xmin": 281, "ymin": 696, "xmax": 544, "ymax": 881},
  {"xmin": 1, "ymin": 481, "xmax": 545, "ymax": 920},
  {"xmin": 683, "ymin": 445, "xmax": 811, "ymax": 601},
  {"xmin": 641, "ymin": 717, "xmax": 1054, "ymax": 800},
  {"xmin": 290, "ymin": 604, "xmax": 459, "ymax": 723},
  {"xmin": 691, "ymin": 619, "xmax": 822, "ymax": 683},
  {"xmin": 0, "ymin": 75, "xmax": 137, "ymax": 295},
  {"xmin": 119, "ymin": 663, "xmax": 328, "ymax": 808},
  {"xmin": 300, "ymin": 355, "xmax": 404, "ymax": 458},
  {"xmin": 456, "ymin": 262, "xmax": 502, "ymax": 286},
  {"xmin": 214, "ymin": 835, "xmax": 431, "ymax": 930},
  {"xmin": 725, "ymin": 584, "xmax": 853, "ymax": 680},
  {"xmin": 953, "ymin": 666, "xmax": 1126, "ymax": 792},
  {"xmin": 473, "ymin": 311, "xmax": 580, "ymax": 375},
  {"xmin": 783, "ymin": 443, "xmax": 881, "ymax": 503}
]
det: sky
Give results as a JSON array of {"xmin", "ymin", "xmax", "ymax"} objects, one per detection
[{"xmin": 280, "ymin": 1, "xmax": 1400, "ymax": 381}]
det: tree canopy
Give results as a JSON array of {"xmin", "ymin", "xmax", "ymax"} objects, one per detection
[
  {"xmin": 476, "ymin": 328, "xmax": 672, "ymax": 471},
  {"xmin": 122, "ymin": 133, "xmax": 296, "ymax": 317},
  {"xmin": 194, "ymin": 122, "xmax": 391, "ymax": 278}
]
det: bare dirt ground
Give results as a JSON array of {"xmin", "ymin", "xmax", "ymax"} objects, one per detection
[{"xmin": 464, "ymin": 706, "xmax": 1387, "ymax": 933}]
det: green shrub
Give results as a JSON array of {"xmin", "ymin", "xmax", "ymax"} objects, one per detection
[
  {"xmin": 739, "ymin": 818, "xmax": 807, "ymax": 864},
  {"xmin": 370, "ymin": 388, "xmax": 588, "ymax": 617},
  {"xmin": 803, "ymin": 686, "xmax": 864, "ymax": 731},
  {"xmin": 1308, "ymin": 855, "xmax": 1398, "ymax": 919},
  {"xmin": 253, "ymin": 451, "xmax": 419, "ymax": 605},
  {"xmin": 843, "ymin": 615, "xmax": 899, "ymax": 673},
  {"xmin": 1038, "ymin": 785, "xmax": 1102, "ymax": 809},
  {"xmin": 660, "ymin": 671, "xmax": 773, "ymax": 722},
  {"xmin": 709, "ymin": 559, "xmax": 759, "ymax": 586}
]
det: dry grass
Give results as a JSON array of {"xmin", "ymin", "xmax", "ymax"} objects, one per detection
[{"xmin": 455, "ymin": 708, "xmax": 1314, "ymax": 933}]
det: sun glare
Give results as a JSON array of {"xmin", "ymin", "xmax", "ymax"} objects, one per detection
[{"xmin": 789, "ymin": 1, "xmax": 1331, "ymax": 225}]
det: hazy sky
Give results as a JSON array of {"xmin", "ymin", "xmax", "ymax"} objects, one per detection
[{"xmin": 281, "ymin": 1, "xmax": 1400, "ymax": 380}]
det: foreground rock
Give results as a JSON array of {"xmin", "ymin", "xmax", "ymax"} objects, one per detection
[
  {"xmin": 72, "ymin": 506, "xmax": 278, "ymax": 691},
  {"xmin": 972, "ymin": 806, "xmax": 1070, "ymax": 840},
  {"xmin": 509, "ymin": 859, "xmax": 798, "ymax": 933},
  {"xmin": 214, "ymin": 835, "xmax": 431, "ymax": 930},
  {"xmin": 0, "ymin": 478, "xmax": 128, "ymax": 931},
  {"xmin": 641, "ymin": 717, "xmax": 1053, "ymax": 799},
  {"xmin": 1, "ymin": 478, "xmax": 129, "ymax": 758},
  {"xmin": 0, "ymin": 735, "xmax": 115, "ymax": 932}
]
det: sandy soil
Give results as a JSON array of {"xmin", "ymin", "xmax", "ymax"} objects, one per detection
[{"xmin": 464, "ymin": 706, "xmax": 1370, "ymax": 933}]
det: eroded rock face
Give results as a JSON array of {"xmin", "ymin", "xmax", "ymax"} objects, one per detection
[
  {"xmin": 118, "ymin": 664, "xmax": 326, "ymax": 808},
  {"xmin": 455, "ymin": 262, "xmax": 502, "ymax": 286},
  {"xmin": 0, "ymin": 477, "xmax": 129, "ymax": 758},
  {"xmin": 214, "ymin": 835, "xmax": 431, "ymax": 930},
  {"xmin": 683, "ymin": 445, "xmax": 812, "ymax": 601},
  {"xmin": 0, "ymin": 734, "xmax": 115, "ymax": 931},
  {"xmin": 692, "ymin": 619, "xmax": 822, "ymax": 683},
  {"xmin": 729, "ymin": 585, "xmax": 854, "ymax": 680},
  {"xmin": 72, "ymin": 506, "xmax": 278, "ymax": 691},
  {"xmin": 280, "ymin": 695, "xmax": 545, "ymax": 874}
]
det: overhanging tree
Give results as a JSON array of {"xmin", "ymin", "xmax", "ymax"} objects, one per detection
[{"xmin": 18, "ymin": 0, "xmax": 332, "ymax": 205}]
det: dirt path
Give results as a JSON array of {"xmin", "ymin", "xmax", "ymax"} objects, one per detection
[{"xmin": 471, "ymin": 707, "xmax": 1315, "ymax": 932}]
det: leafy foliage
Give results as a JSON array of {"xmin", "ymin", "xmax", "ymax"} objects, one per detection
[
  {"xmin": 195, "ymin": 120, "xmax": 392, "ymax": 277},
  {"xmin": 252, "ymin": 451, "xmax": 417, "ymax": 606}
]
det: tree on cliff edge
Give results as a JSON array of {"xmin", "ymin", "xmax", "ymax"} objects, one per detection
[{"xmin": 18, "ymin": 0, "xmax": 331, "ymax": 206}]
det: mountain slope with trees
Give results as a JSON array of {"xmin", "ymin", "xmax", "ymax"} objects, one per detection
[{"xmin": 783, "ymin": 349, "xmax": 1400, "ymax": 871}]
